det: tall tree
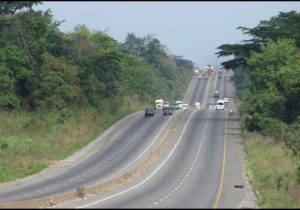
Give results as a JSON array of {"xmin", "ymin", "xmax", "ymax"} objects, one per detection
[{"xmin": 0, "ymin": 1, "xmax": 41, "ymax": 15}]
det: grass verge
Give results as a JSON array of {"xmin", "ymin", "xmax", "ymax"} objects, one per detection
[
  {"xmin": 243, "ymin": 131, "xmax": 300, "ymax": 208},
  {"xmin": 0, "ymin": 98, "xmax": 145, "ymax": 183}
]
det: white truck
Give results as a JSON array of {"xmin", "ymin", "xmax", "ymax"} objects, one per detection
[
  {"xmin": 155, "ymin": 99, "xmax": 164, "ymax": 110},
  {"xmin": 175, "ymin": 100, "xmax": 183, "ymax": 109},
  {"xmin": 193, "ymin": 69, "xmax": 200, "ymax": 75}
]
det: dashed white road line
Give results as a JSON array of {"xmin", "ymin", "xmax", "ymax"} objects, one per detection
[
  {"xmin": 77, "ymin": 110, "xmax": 197, "ymax": 208},
  {"xmin": 148, "ymin": 111, "xmax": 211, "ymax": 208}
]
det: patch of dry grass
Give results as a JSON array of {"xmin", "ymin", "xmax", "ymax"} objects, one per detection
[{"xmin": 243, "ymin": 131, "xmax": 300, "ymax": 208}]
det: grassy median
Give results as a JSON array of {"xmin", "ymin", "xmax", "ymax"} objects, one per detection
[{"xmin": 243, "ymin": 131, "xmax": 300, "ymax": 208}]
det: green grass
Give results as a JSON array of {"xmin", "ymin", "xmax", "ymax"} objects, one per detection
[
  {"xmin": 243, "ymin": 131, "xmax": 300, "ymax": 208},
  {"xmin": 0, "ymin": 98, "xmax": 145, "ymax": 183}
]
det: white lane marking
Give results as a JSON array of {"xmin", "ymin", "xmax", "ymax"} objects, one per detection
[
  {"xmin": 148, "ymin": 110, "xmax": 212, "ymax": 207},
  {"xmin": 77, "ymin": 110, "xmax": 197, "ymax": 208},
  {"xmin": 93, "ymin": 114, "xmax": 174, "ymax": 186}
]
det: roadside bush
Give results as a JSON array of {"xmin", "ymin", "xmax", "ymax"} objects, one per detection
[
  {"xmin": 0, "ymin": 93, "xmax": 20, "ymax": 110},
  {"xmin": 285, "ymin": 117, "xmax": 300, "ymax": 156},
  {"xmin": 0, "ymin": 138, "xmax": 8, "ymax": 150},
  {"xmin": 56, "ymin": 107, "xmax": 72, "ymax": 124},
  {"xmin": 244, "ymin": 113, "xmax": 287, "ymax": 141},
  {"xmin": 260, "ymin": 117, "xmax": 287, "ymax": 141}
]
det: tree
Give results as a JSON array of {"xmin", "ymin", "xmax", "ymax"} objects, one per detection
[
  {"xmin": 216, "ymin": 11, "xmax": 300, "ymax": 70},
  {"xmin": 0, "ymin": 1, "xmax": 41, "ymax": 15}
]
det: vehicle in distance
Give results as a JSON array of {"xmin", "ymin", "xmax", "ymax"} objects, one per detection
[
  {"xmin": 214, "ymin": 90, "xmax": 220, "ymax": 98},
  {"xmin": 218, "ymin": 75, "xmax": 222, "ymax": 79},
  {"xmin": 145, "ymin": 108, "xmax": 154, "ymax": 117},
  {"xmin": 194, "ymin": 102, "xmax": 201, "ymax": 109},
  {"xmin": 223, "ymin": 97, "xmax": 229, "ymax": 103},
  {"xmin": 155, "ymin": 99, "xmax": 164, "ymax": 110},
  {"xmin": 197, "ymin": 74, "xmax": 202, "ymax": 79},
  {"xmin": 182, "ymin": 104, "xmax": 189, "ymax": 109},
  {"xmin": 216, "ymin": 100, "xmax": 225, "ymax": 110},
  {"xmin": 163, "ymin": 106, "xmax": 173, "ymax": 116},
  {"xmin": 194, "ymin": 69, "xmax": 200, "ymax": 75},
  {"xmin": 175, "ymin": 100, "xmax": 183, "ymax": 109},
  {"xmin": 162, "ymin": 102, "xmax": 170, "ymax": 109},
  {"xmin": 171, "ymin": 103, "xmax": 178, "ymax": 109}
]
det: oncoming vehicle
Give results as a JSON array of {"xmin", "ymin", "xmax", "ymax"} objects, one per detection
[
  {"xmin": 175, "ymin": 100, "xmax": 183, "ymax": 109},
  {"xmin": 216, "ymin": 100, "xmax": 225, "ymax": 110},
  {"xmin": 155, "ymin": 99, "xmax": 164, "ymax": 110},
  {"xmin": 194, "ymin": 102, "xmax": 201, "ymax": 109},
  {"xmin": 223, "ymin": 97, "xmax": 229, "ymax": 103},
  {"xmin": 163, "ymin": 107, "xmax": 172, "ymax": 116},
  {"xmin": 145, "ymin": 108, "xmax": 154, "ymax": 117},
  {"xmin": 162, "ymin": 102, "xmax": 170, "ymax": 109},
  {"xmin": 214, "ymin": 90, "xmax": 220, "ymax": 98},
  {"xmin": 197, "ymin": 74, "xmax": 202, "ymax": 79},
  {"xmin": 182, "ymin": 104, "xmax": 189, "ymax": 109}
]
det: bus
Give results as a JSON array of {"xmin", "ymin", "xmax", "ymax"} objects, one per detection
[{"xmin": 216, "ymin": 100, "xmax": 225, "ymax": 110}]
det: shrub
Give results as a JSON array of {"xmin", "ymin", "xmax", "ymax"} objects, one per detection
[
  {"xmin": 0, "ymin": 93, "xmax": 20, "ymax": 110},
  {"xmin": 56, "ymin": 107, "xmax": 72, "ymax": 124}
]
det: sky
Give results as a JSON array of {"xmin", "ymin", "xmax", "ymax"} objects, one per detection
[{"xmin": 34, "ymin": 1, "xmax": 300, "ymax": 68}]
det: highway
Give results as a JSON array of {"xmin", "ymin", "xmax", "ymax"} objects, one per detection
[
  {"xmin": 0, "ymin": 70, "xmax": 255, "ymax": 208},
  {"xmin": 0, "ymin": 98, "xmax": 180, "ymax": 202}
]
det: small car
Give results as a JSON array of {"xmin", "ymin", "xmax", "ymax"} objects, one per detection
[
  {"xmin": 163, "ymin": 107, "xmax": 173, "ymax": 116},
  {"xmin": 182, "ymin": 104, "xmax": 189, "ymax": 109},
  {"xmin": 145, "ymin": 108, "xmax": 154, "ymax": 117}
]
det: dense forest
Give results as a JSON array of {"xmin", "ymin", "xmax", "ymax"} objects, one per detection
[
  {"xmin": 0, "ymin": 1, "xmax": 193, "ymax": 112},
  {"xmin": 0, "ymin": 1, "xmax": 193, "ymax": 182},
  {"xmin": 216, "ymin": 10, "xmax": 300, "ymax": 157}
]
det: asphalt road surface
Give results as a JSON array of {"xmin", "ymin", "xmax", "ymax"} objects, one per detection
[{"xmin": 0, "ymin": 70, "xmax": 257, "ymax": 208}]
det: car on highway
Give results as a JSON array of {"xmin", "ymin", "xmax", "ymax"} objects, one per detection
[
  {"xmin": 182, "ymin": 104, "xmax": 189, "ymax": 109},
  {"xmin": 194, "ymin": 102, "xmax": 201, "ymax": 109},
  {"xmin": 163, "ymin": 106, "xmax": 173, "ymax": 116},
  {"xmin": 197, "ymin": 75, "xmax": 202, "ymax": 79},
  {"xmin": 214, "ymin": 90, "xmax": 220, "ymax": 98},
  {"xmin": 216, "ymin": 100, "xmax": 225, "ymax": 110},
  {"xmin": 144, "ymin": 108, "xmax": 154, "ymax": 117},
  {"xmin": 224, "ymin": 97, "xmax": 229, "ymax": 103},
  {"xmin": 175, "ymin": 100, "xmax": 183, "ymax": 109},
  {"xmin": 162, "ymin": 102, "xmax": 170, "ymax": 109}
]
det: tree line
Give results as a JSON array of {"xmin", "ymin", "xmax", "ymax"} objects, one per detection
[
  {"xmin": 0, "ymin": 1, "xmax": 194, "ymax": 112},
  {"xmin": 216, "ymin": 11, "xmax": 300, "ymax": 156}
]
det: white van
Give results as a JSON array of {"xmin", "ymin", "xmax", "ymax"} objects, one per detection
[
  {"xmin": 216, "ymin": 100, "xmax": 225, "ymax": 110},
  {"xmin": 194, "ymin": 102, "xmax": 201, "ymax": 109},
  {"xmin": 175, "ymin": 100, "xmax": 183, "ymax": 109},
  {"xmin": 182, "ymin": 104, "xmax": 189, "ymax": 109}
]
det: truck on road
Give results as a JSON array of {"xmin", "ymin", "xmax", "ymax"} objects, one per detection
[{"xmin": 155, "ymin": 99, "xmax": 164, "ymax": 110}]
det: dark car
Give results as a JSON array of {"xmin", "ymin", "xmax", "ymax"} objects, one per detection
[
  {"xmin": 163, "ymin": 107, "xmax": 173, "ymax": 116},
  {"xmin": 145, "ymin": 108, "xmax": 154, "ymax": 117}
]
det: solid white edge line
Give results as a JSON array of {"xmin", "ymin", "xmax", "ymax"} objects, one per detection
[{"xmin": 77, "ymin": 110, "xmax": 198, "ymax": 208}]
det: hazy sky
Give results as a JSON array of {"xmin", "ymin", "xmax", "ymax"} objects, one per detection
[{"xmin": 34, "ymin": 1, "xmax": 300, "ymax": 68}]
